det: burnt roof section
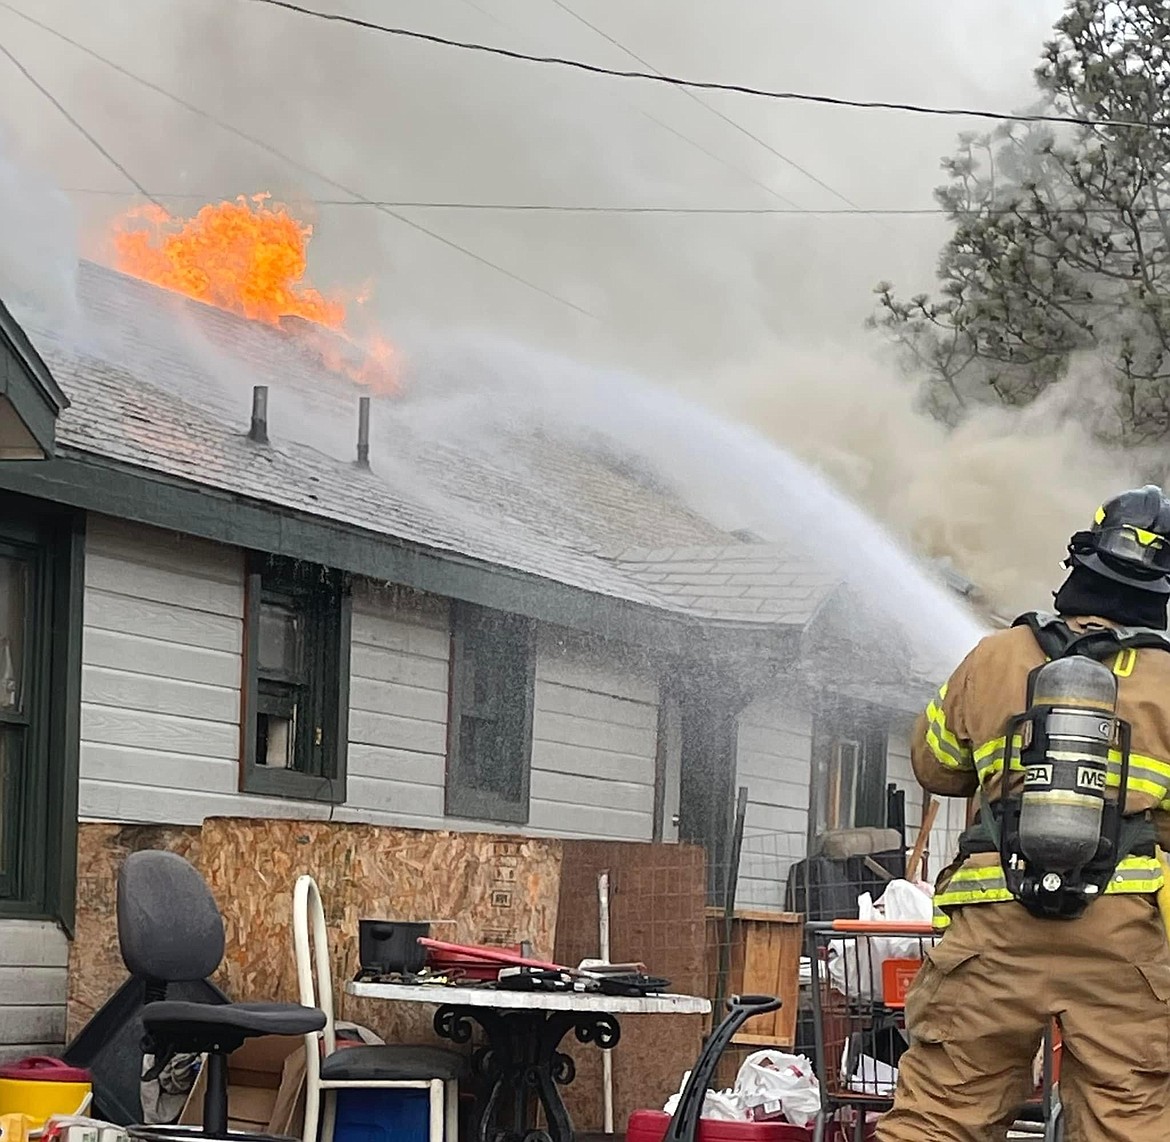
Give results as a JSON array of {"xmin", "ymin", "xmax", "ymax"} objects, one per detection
[{"xmin": 13, "ymin": 261, "xmax": 972, "ymax": 646}]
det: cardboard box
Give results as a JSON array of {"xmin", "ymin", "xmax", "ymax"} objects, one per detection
[{"xmin": 178, "ymin": 1037, "xmax": 307, "ymax": 1137}]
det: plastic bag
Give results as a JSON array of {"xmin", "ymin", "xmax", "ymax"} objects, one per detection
[
  {"xmin": 827, "ymin": 879, "xmax": 935, "ymax": 1001},
  {"xmin": 734, "ymin": 1051, "xmax": 821, "ymax": 1129},
  {"xmin": 662, "ymin": 1072, "xmax": 742, "ymax": 1121}
]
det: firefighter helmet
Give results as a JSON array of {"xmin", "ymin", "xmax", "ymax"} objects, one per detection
[{"xmin": 1067, "ymin": 485, "xmax": 1170, "ymax": 594}]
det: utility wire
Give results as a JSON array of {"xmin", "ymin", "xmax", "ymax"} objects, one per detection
[
  {"xmin": 0, "ymin": 3, "xmax": 597, "ymax": 322},
  {"xmin": 480, "ymin": 0, "xmax": 801, "ymax": 211},
  {"xmin": 242, "ymin": 0, "xmax": 1170, "ymax": 132},
  {"xmin": 55, "ymin": 189, "xmax": 1164, "ymax": 217},
  {"xmin": 0, "ymin": 40, "xmax": 160, "ymax": 206},
  {"xmin": 548, "ymin": 0, "xmax": 862, "ymax": 212}
]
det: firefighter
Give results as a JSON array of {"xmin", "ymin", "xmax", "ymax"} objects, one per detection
[{"xmin": 877, "ymin": 486, "xmax": 1170, "ymax": 1142}]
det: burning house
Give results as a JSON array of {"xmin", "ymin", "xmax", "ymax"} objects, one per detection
[{"xmin": 0, "ymin": 199, "xmax": 972, "ymax": 1061}]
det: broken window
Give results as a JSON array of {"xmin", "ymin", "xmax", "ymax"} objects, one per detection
[
  {"xmin": 812, "ymin": 708, "xmax": 888, "ymax": 839},
  {"xmin": 242, "ymin": 554, "xmax": 350, "ymax": 803},
  {"xmin": 445, "ymin": 601, "xmax": 535, "ymax": 824}
]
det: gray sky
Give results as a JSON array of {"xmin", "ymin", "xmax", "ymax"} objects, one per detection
[
  {"xmin": 7, "ymin": 0, "xmax": 1112, "ymax": 619},
  {"xmin": 0, "ymin": 0, "xmax": 1064, "ymax": 383}
]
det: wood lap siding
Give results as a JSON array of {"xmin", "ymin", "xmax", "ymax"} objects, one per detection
[
  {"xmin": 734, "ymin": 696, "xmax": 814, "ymax": 910},
  {"xmin": 529, "ymin": 629, "xmax": 659, "ymax": 841},
  {"xmin": 345, "ymin": 586, "xmax": 452, "ymax": 826},
  {"xmin": 0, "ymin": 920, "xmax": 68, "ymax": 1061},
  {"xmin": 76, "ymin": 520, "xmax": 666, "ymax": 840},
  {"xmin": 79, "ymin": 516, "xmax": 251, "ymax": 824}
]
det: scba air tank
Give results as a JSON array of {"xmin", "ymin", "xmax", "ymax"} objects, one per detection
[{"xmin": 1017, "ymin": 656, "xmax": 1117, "ymax": 875}]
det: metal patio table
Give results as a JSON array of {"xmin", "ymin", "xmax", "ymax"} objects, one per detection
[{"xmin": 345, "ymin": 980, "xmax": 710, "ymax": 1142}]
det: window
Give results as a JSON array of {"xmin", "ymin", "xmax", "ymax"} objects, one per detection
[
  {"xmin": 445, "ymin": 601, "xmax": 535, "ymax": 824},
  {"xmin": 819, "ymin": 737, "xmax": 861, "ymax": 832},
  {"xmin": 811, "ymin": 707, "xmax": 888, "ymax": 839},
  {"xmin": 241, "ymin": 554, "xmax": 350, "ymax": 803},
  {"xmin": 0, "ymin": 500, "xmax": 83, "ymax": 926}
]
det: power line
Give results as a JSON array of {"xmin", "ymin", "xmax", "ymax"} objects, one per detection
[
  {"xmin": 0, "ymin": 2, "xmax": 597, "ymax": 322},
  {"xmin": 241, "ymin": 0, "xmax": 1170, "ymax": 132},
  {"xmin": 56, "ymin": 188, "xmax": 1160, "ymax": 217},
  {"xmin": 0, "ymin": 40, "xmax": 160, "ymax": 206},
  {"xmin": 547, "ymin": 0, "xmax": 862, "ymax": 212},
  {"xmin": 450, "ymin": 0, "xmax": 802, "ymax": 210}
]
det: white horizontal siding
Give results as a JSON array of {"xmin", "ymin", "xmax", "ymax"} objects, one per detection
[
  {"xmin": 78, "ymin": 516, "xmax": 250, "ymax": 824},
  {"xmin": 528, "ymin": 629, "xmax": 659, "ymax": 840},
  {"xmin": 73, "ymin": 523, "xmax": 667, "ymax": 841},
  {"xmin": 886, "ymin": 720, "xmax": 923, "ymax": 850},
  {"xmin": 0, "ymin": 921, "xmax": 68, "ymax": 1061},
  {"xmin": 734, "ymin": 694, "xmax": 813, "ymax": 910},
  {"xmin": 346, "ymin": 611, "xmax": 663, "ymax": 841},
  {"xmin": 344, "ymin": 583, "xmax": 451, "ymax": 823}
]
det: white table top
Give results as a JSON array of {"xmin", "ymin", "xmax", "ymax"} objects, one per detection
[{"xmin": 345, "ymin": 980, "xmax": 711, "ymax": 1015}]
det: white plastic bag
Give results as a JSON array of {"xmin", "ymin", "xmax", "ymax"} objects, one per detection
[
  {"xmin": 827, "ymin": 879, "xmax": 935, "ymax": 1001},
  {"xmin": 662, "ymin": 1072, "xmax": 743, "ymax": 1121},
  {"xmin": 733, "ymin": 1051, "xmax": 821, "ymax": 1129}
]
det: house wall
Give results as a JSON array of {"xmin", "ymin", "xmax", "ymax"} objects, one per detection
[
  {"xmin": 77, "ymin": 517, "xmax": 665, "ymax": 842},
  {"xmin": 0, "ymin": 921, "xmax": 69, "ymax": 1062},
  {"xmin": 732, "ymin": 703, "xmax": 948, "ymax": 912},
  {"xmin": 733, "ymin": 694, "xmax": 814, "ymax": 910}
]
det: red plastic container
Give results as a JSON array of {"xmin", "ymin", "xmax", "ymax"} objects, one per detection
[{"xmin": 626, "ymin": 1109, "xmax": 813, "ymax": 1142}]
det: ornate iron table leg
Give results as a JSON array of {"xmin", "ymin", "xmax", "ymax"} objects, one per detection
[{"xmin": 434, "ymin": 1005, "xmax": 623, "ymax": 1142}]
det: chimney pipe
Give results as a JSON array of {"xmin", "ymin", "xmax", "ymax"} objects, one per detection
[
  {"xmin": 356, "ymin": 397, "xmax": 370, "ymax": 468},
  {"xmin": 249, "ymin": 386, "xmax": 269, "ymax": 444}
]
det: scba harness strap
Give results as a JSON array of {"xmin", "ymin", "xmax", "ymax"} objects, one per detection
[
  {"xmin": 961, "ymin": 612, "xmax": 1170, "ymax": 919},
  {"xmin": 1013, "ymin": 610, "xmax": 1170, "ymax": 663}
]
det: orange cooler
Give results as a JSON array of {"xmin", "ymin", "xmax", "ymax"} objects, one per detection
[{"xmin": 0, "ymin": 1057, "xmax": 92, "ymax": 1129}]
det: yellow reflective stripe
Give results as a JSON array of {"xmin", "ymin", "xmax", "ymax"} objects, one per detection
[
  {"xmin": 924, "ymin": 683, "xmax": 973, "ymax": 772},
  {"xmin": 971, "ymin": 739, "xmax": 1170, "ymax": 800},
  {"xmin": 934, "ymin": 856, "xmax": 1163, "ymax": 912},
  {"xmin": 973, "ymin": 736, "xmax": 1023, "ymax": 782},
  {"xmin": 1111, "ymin": 751, "xmax": 1170, "ymax": 800}
]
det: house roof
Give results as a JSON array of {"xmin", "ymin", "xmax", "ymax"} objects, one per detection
[
  {"xmin": 8, "ymin": 261, "xmax": 855, "ymax": 636},
  {"xmin": 3, "ymin": 260, "xmax": 978, "ymax": 690},
  {"xmin": 607, "ymin": 543, "xmax": 839, "ymax": 625},
  {"xmin": 0, "ymin": 296, "xmax": 70, "ymax": 458}
]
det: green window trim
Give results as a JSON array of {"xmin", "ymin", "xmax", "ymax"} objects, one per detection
[
  {"xmin": 240, "ymin": 554, "xmax": 351, "ymax": 805},
  {"xmin": 445, "ymin": 601, "xmax": 535, "ymax": 825},
  {"xmin": 0, "ymin": 499, "xmax": 82, "ymax": 932}
]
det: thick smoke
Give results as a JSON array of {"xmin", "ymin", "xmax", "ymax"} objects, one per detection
[
  {"xmin": 720, "ymin": 346, "xmax": 1151, "ymax": 617},
  {"xmin": 2, "ymin": 0, "xmax": 1124, "ymax": 614}
]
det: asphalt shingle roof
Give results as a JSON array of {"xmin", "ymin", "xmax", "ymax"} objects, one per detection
[
  {"xmin": 16, "ymin": 261, "xmax": 840, "ymax": 629},
  {"xmin": 608, "ymin": 544, "xmax": 839, "ymax": 625}
]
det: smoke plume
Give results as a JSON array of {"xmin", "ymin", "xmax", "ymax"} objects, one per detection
[{"xmin": 3, "ymin": 0, "xmax": 1133, "ymax": 615}]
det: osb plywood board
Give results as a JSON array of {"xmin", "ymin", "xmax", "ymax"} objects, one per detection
[
  {"xmin": 198, "ymin": 818, "xmax": 561, "ymax": 1045},
  {"xmin": 553, "ymin": 841, "xmax": 708, "ymax": 1133},
  {"xmin": 70, "ymin": 819, "xmax": 561, "ymax": 1050},
  {"xmin": 69, "ymin": 823, "xmax": 203, "ymax": 1040}
]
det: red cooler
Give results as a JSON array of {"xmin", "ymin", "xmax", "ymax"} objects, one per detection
[{"xmin": 627, "ymin": 1110, "xmax": 812, "ymax": 1142}]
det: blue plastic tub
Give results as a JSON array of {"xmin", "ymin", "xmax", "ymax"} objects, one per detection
[{"xmin": 333, "ymin": 1087, "xmax": 431, "ymax": 1142}]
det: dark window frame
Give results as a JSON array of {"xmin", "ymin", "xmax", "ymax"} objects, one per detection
[
  {"xmin": 445, "ymin": 601, "xmax": 535, "ymax": 824},
  {"xmin": 240, "ymin": 553, "xmax": 351, "ymax": 804},
  {"xmin": 0, "ymin": 499, "xmax": 83, "ymax": 930},
  {"xmin": 810, "ymin": 703, "xmax": 889, "ymax": 840}
]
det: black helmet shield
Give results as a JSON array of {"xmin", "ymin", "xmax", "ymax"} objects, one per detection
[{"xmin": 1067, "ymin": 484, "xmax": 1170, "ymax": 595}]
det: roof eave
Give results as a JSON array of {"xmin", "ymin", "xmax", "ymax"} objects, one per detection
[
  {"xmin": 0, "ymin": 445, "xmax": 803, "ymax": 660},
  {"xmin": 0, "ymin": 298, "xmax": 70, "ymax": 459}
]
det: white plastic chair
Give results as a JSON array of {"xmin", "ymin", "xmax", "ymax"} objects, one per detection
[{"xmin": 292, "ymin": 874, "xmax": 463, "ymax": 1142}]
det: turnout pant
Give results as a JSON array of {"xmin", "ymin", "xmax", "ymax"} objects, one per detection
[{"xmin": 876, "ymin": 895, "xmax": 1170, "ymax": 1142}]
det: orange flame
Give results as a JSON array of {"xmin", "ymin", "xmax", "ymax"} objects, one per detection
[{"xmin": 111, "ymin": 194, "xmax": 396, "ymax": 391}]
